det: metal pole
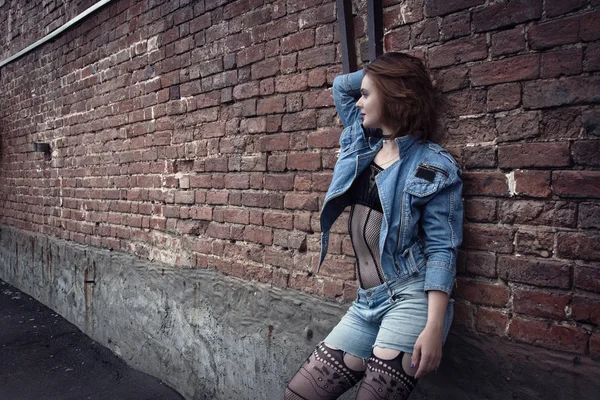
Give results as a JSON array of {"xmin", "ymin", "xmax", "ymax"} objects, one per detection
[
  {"xmin": 367, "ymin": 0, "xmax": 383, "ymax": 62},
  {"xmin": 336, "ymin": 0, "xmax": 357, "ymax": 73}
]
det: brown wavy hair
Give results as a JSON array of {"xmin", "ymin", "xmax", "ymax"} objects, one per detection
[{"xmin": 364, "ymin": 52, "xmax": 438, "ymax": 141}]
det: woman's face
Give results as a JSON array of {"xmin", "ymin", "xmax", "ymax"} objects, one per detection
[{"xmin": 356, "ymin": 74, "xmax": 385, "ymax": 130}]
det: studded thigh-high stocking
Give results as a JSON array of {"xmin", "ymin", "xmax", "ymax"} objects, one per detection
[
  {"xmin": 355, "ymin": 352, "xmax": 417, "ymax": 400},
  {"xmin": 285, "ymin": 343, "xmax": 366, "ymax": 400}
]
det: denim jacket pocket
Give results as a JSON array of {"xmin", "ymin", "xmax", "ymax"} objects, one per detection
[{"xmin": 404, "ymin": 178, "xmax": 440, "ymax": 197}]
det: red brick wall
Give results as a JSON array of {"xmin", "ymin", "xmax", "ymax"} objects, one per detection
[
  {"xmin": 0, "ymin": 0, "xmax": 599, "ymax": 359},
  {"xmin": 0, "ymin": 0, "xmax": 96, "ymax": 61}
]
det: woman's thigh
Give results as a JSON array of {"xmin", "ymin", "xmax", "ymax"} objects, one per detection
[{"xmin": 323, "ymin": 303, "xmax": 379, "ymax": 360}]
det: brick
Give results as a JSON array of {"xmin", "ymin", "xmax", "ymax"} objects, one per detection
[
  {"xmin": 462, "ymin": 145, "xmax": 496, "ymax": 168},
  {"xmin": 174, "ymin": 191, "xmax": 195, "ymax": 204},
  {"xmin": 284, "ymin": 193, "xmax": 319, "ymax": 211},
  {"xmin": 472, "ymin": 0, "xmax": 542, "ymax": 32},
  {"xmin": 545, "ymin": 0, "xmax": 586, "ymax": 18},
  {"xmin": 411, "ymin": 18, "xmax": 439, "ymax": 45},
  {"xmin": 498, "ymin": 256, "xmax": 571, "ymax": 289},
  {"xmin": 440, "ymin": 11, "xmax": 470, "ymax": 41},
  {"xmin": 491, "ymin": 26, "xmax": 526, "ymax": 57},
  {"xmin": 579, "ymin": 203, "xmax": 600, "ymax": 229},
  {"xmin": 498, "ymin": 142, "xmax": 570, "ymax": 168},
  {"xmin": 257, "ymin": 96, "xmax": 285, "ymax": 116},
  {"xmin": 514, "ymin": 289, "xmax": 569, "ymax": 320},
  {"xmin": 259, "ymin": 133, "xmax": 290, "ymax": 152},
  {"xmin": 583, "ymin": 109, "xmax": 600, "ymax": 136},
  {"xmin": 236, "ymin": 45, "xmax": 265, "ymax": 68},
  {"xmin": 455, "ymin": 278, "xmax": 509, "ymax": 307},
  {"xmin": 287, "ymin": 152, "xmax": 321, "ymax": 171},
  {"xmin": 297, "ymin": 46, "xmax": 336, "ymax": 70},
  {"xmin": 318, "ymin": 258, "xmax": 355, "ymax": 280},
  {"xmin": 453, "ymin": 301, "xmax": 475, "ymax": 328},
  {"xmin": 384, "ymin": 0, "xmax": 423, "ymax": 26},
  {"xmin": 232, "ymin": 81, "xmax": 259, "ymax": 100},
  {"xmin": 463, "ymin": 225, "xmax": 515, "ymax": 253},
  {"xmin": 244, "ymin": 226, "xmax": 273, "ymax": 246},
  {"xmin": 442, "ymin": 89, "xmax": 487, "ymax": 115},
  {"xmin": 574, "ymin": 265, "xmax": 600, "ymax": 292},
  {"xmin": 523, "ymin": 76, "xmax": 600, "ymax": 109},
  {"xmin": 263, "ymin": 212, "xmax": 294, "ymax": 230},
  {"xmin": 529, "ymin": 15, "xmax": 580, "ymax": 50},
  {"xmin": 471, "ymin": 54, "xmax": 539, "ymax": 86},
  {"xmin": 281, "ymin": 29, "xmax": 315, "ymax": 54},
  {"xmin": 465, "ymin": 199, "xmax": 497, "ymax": 223},
  {"xmin": 553, "ymin": 171, "xmax": 600, "ymax": 198},
  {"xmin": 584, "ymin": 42, "xmax": 600, "ymax": 72},
  {"xmin": 428, "ymin": 36, "xmax": 488, "ymax": 68},
  {"xmin": 307, "ymin": 128, "xmax": 341, "ymax": 149},
  {"xmin": 206, "ymin": 222, "xmax": 231, "ymax": 240},
  {"xmin": 509, "ymin": 317, "xmax": 588, "ymax": 353},
  {"xmin": 500, "ymin": 200, "xmax": 576, "ymax": 228},
  {"xmin": 445, "ymin": 116, "xmax": 497, "ymax": 144},
  {"xmin": 432, "ymin": 65, "xmax": 469, "ymax": 93},
  {"xmin": 224, "ymin": 173, "xmax": 251, "ymax": 189},
  {"xmin": 541, "ymin": 108, "xmax": 582, "ymax": 140},
  {"xmin": 580, "ymin": 10, "xmax": 600, "ymax": 42},
  {"xmin": 462, "ymin": 172, "xmax": 508, "ymax": 197},
  {"xmin": 384, "ymin": 26, "xmax": 411, "ymax": 51},
  {"xmin": 513, "ymin": 170, "xmax": 552, "ymax": 198},
  {"xmin": 487, "ymin": 83, "xmax": 521, "ymax": 112},
  {"xmin": 475, "ymin": 308, "xmax": 509, "ymax": 336},
  {"xmin": 302, "ymin": 89, "xmax": 334, "ymax": 108},
  {"xmin": 242, "ymin": 192, "xmax": 284, "ymax": 209},
  {"xmin": 424, "ymin": 0, "xmax": 484, "ymax": 17},
  {"xmin": 541, "ymin": 47, "xmax": 582, "ymax": 78},
  {"xmin": 515, "ymin": 229, "xmax": 554, "ymax": 258},
  {"xmin": 308, "ymin": 68, "xmax": 327, "ymax": 87},
  {"xmin": 572, "ymin": 294, "xmax": 600, "ymax": 325},
  {"xmin": 251, "ymin": 58, "xmax": 280, "ymax": 80},
  {"xmin": 239, "ymin": 117, "xmax": 266, "ymax": 134},
  {"xmin": 556, "ymin": 232, "xmax": 600, "ymax": 261},
  {"xmin": 462, "ymin": 250, "xmax": 497, "ymax": 278},
  {"xmin": 495, "ymin": 111, "xmax": 540, "ymax": 142},
  {"xmin": 265, "ymin": 114, "xmax": 282, "ymax": 133},
  {"xmin": 572, "ymin": 140, "xmax": 600, "ymax": 166},
  {"xmin": 290, "ymin": 2, "xmax": 331, "ymax": 26},
  {"xmin": 282, "ymin": 110, "xmax": 316, "ymax": 131},
  {"xmin": 275, "ymin": 73, "xmax": 308, "ymax": 93}
]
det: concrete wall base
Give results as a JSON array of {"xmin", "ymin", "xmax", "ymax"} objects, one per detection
[{"xmin": 1, "ymin": 225, "xmax": 598, "ymax": 399}]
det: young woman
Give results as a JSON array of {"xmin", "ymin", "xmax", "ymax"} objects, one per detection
[{"xmin": 285, "ymin": 52, "xmax": 463, "ymax": 400}]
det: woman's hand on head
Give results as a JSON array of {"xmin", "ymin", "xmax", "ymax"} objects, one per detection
[{"xmin": 411, "ymin": 325, "xmax": 443, "ymax": 379}]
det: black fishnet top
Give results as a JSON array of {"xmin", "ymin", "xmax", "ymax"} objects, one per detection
[{"xmin": 336, "ymin": 161, "xmax": 386, "ymax": 289}]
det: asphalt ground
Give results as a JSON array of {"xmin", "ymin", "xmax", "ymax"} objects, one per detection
[{"xmin": 0, "ymin": 279, "xmax": 184, "ymax": 400}]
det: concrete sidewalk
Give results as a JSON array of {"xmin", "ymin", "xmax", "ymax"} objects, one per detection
[{"xmin": 0, "ymin": 279, "xmax": 184, "ymax": 400}]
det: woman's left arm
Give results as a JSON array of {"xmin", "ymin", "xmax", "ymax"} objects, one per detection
[
  {"xmin": 411, "ymin": 159, "xmax": 464, "ymax": 378},
  {"xmin": 411, "ymin": 290, "xmax": 448, "ymax": 378}
]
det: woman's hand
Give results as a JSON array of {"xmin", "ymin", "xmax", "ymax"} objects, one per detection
[
  {"xmin": 411, "ymin": 325, "xmax": 443, "ymax": 379},
  {"xmin": 411, "ymin": 290, "xmax": 449, "ymax": 379}
]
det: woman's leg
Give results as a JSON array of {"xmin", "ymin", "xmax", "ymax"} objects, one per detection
[
  {"xmin": 285, "ymin": 343, "xmax": 367, "ymax": 400},
  {"xmin": 355, "ymin": 347, "xmax": 417, "ymax": 400}
]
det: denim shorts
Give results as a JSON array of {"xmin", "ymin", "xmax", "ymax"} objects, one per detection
[{"xmin": 323, "ymin": 269, "xmax": 454, "ymax": 359}]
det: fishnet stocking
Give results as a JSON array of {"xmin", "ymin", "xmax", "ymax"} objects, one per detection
[
  {"xmin": 356, "ymin": 352, "xmax": 417, "ymax": 400},
  {"xmin": 285, "ymin": 344, "xmax": 366, "ymax": 400}
]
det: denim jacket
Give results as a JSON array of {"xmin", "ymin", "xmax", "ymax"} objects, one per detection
[{"xmin": 318, "ymin": 69, "xmax": 463, "ymax": 295}]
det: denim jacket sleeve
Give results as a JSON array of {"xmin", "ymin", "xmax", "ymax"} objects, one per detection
[
  {"xmin": 420, "ymin": 166, "xmax": 464, "ymax": 295},
  {"xmin": 332, "ymin": 69, "xmax": 364, "ymax": 128}
]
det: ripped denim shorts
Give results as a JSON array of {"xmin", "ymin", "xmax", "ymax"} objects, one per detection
[{"xmin": 323, "ymin": 268, "xmax": 454, "ymax": 359}]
